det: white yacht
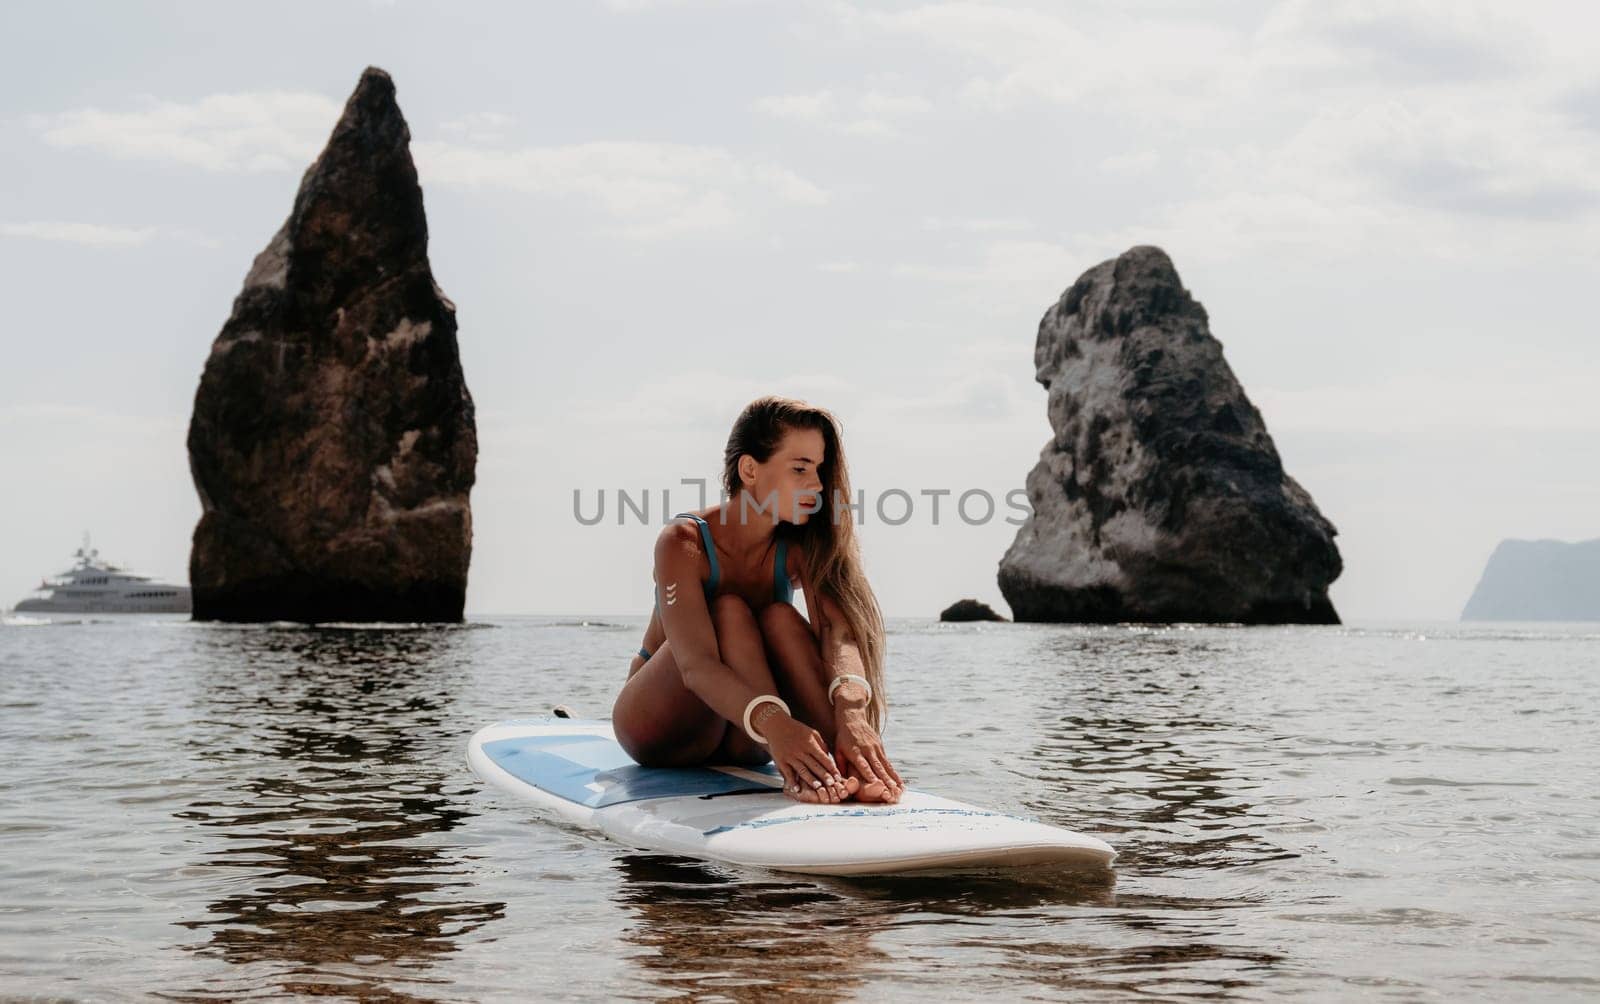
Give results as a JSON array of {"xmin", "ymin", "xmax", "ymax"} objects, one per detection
[{"xmin": 12, "ymin": 534, "xmax": 191, "ymax": 614}]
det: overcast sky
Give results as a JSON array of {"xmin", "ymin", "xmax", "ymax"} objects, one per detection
[{"xmin": 2, "ymin": 0, "xmax": 1596, "ymax": 621}]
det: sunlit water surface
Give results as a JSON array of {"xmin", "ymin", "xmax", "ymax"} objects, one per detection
[{"xmin": 1, "ymin": 614, "xmax": 1596, "ymax": 1001}]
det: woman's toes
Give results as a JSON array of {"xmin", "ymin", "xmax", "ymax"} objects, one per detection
[
  {"xmin": 787, "ymin": 785, "xmax": 821, "ymax": 804},
  {"xmin": 785, "ymin": 777, "xmax": 869, "ymax": 804},
  {"xmin": 855, "ymin": 778, "xmax": 897, "ymax": 803}
]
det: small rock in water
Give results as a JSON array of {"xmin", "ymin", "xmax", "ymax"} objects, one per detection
[{"xmin": 939, "ymin": 598, "xmax": 1008, "ymax": 622}]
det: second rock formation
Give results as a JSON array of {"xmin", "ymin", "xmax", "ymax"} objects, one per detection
[{"xmin": 998, "ymin": 246, "xmax": 1340, "ymax": 624}]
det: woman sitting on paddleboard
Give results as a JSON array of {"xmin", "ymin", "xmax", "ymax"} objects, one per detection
[{"xmin": 612, "ymin": 395, "xmax": 905, "ymax": 805}]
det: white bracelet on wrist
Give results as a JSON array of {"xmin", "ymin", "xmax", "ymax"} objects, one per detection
[
  {"xmin": 827, "ymin": 673, "xmax": 872, "ymax": 706},
  {"xmin": 742, "ymin": 694, "xmax": 790, "ymax": 745}
]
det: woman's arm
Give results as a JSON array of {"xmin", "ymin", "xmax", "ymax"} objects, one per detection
[
  {"xmin": 811, "ymin": 587, "xmax": 871, "ymax": 715},
  {"xmin": 659, "ymin": 524, "xmax": 845, "ymax": 795},
  {"xmin": 807, "ymin": 574, "xmax": 904, "ymax": 798},
  {"xmin": 654, "ymin": 523, "xmax": 775, "ymax": 733}
]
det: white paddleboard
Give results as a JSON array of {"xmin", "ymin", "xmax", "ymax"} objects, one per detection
[{"xmin": 466, "ymin": 715, "xmax": 1117, "ymax": 877}]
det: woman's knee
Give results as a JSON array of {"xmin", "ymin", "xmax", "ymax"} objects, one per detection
[
  {"xmin": 759, "ymin": 600, "xmax": 808, "ymax": 636},
  {"xmin": 760, "ymin": 603, "xmax": 818, "ymax": 663},
  {"xmin": 615, "ymin": 699, "xmax": 726, "ymax": 767},
  {"xmin": 711, "ymin": 592, "xmax": 753, "ymax": 615},
  {"xmin": 710, "ymin": 593, "xmax": 760, "ymax": 633},
  {"xmin": 628, "ymin": 725, "xmax": 727, "ymax": 768}
]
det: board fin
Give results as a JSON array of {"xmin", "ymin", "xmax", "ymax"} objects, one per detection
[{"xmin": 551, "ymin": 704, "xmax": 577, "ymax": 719}]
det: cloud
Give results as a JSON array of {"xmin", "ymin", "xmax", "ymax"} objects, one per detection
[
  {"xmin": 1176, "ymin": 95, "xmax": 1600, "ymax": 256},
  {"xmin": 598, "ymin": 0, "xmax": 774, "ymax": 10},
  {"xmin": 921, "ymin": 215, "xmax": 1034, "ymax": 234},
  {"xmin": 1556, "ymin": 79, "xmax": 1600, "ymax": 134},
  {"xmin": 753, "ymin": 86, "xmax": 932, "ymax": 138},
  {"xmin": 0, "ymin": 404, "xmax": 187, "ymax": 437},
  {"xmin": 823, "ymin": 1, "xmax": 1243, "ymax": 118},
  {"xmin": 810, "ymin": 0, "xmax": 1600, "ymax": 262},
  {"xmin": 1253, "ymin": 356, "xmax": 1600, "ymax": 436},
  {"xmin": 26, "ymin": 90, "xmax": 339, "ymax": 172},
  {"xmin": 1099, "ymin": 150, "xmax": 1160, "ymax": 174},
  {"xmin": 883, "ymin": 335, "xmax": 1036, "ymax": 426},
  {"xmin": 858, "ymin": 238, "xmax": 1106, "ymax": 319},
  {"xmin": 564, "ymin": 348, "xmax": 1035, "ymax": 471},
  {"xmin": 889, "ymin": 238, "xmax": 1084, "ymax": 285},
  {"xmin": 573, "ymin": 370, "xmax": 860, "ymax": 433},
  {"xmin": 412, "ymin": 138, "xmax": 828, "ymax": 240},
  {"xmin": 2, "ymin": 221, "xmax": 152, "ymax": 247},
  {"xmin": 1337, "ymin": 99, "xmax": 1600, "ymax": 220},
  {"xmin": 438, "ymin": 110, "xmax": 516, "ymax": 145},
  {"xmin": 0, "ymin": 220, "xmax": 218, "ymax": 248},
  {"xmin": 1253, "ymin": 0, "xmax": 1531, "ymax": 85},
  {"xmin": 27, "ymin": 89, "xmax": 826, "ymax": 242},
  {"xmin": 825, "ymin": 1, "xmax": 1536, "ymax": 119}
]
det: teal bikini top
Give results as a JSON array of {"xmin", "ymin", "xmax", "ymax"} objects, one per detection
[{"xmin": 654, "ymin": 511, "xmax": 792, "ymax": 610}]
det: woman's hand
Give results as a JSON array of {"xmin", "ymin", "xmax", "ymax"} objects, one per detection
[
  {"xmin": 833, "ymin": 710, "xmax": 905, "ymax": 803},
  {"xmin": 761, "ymin": 712, "xmax": 853, "ymax": 803}
]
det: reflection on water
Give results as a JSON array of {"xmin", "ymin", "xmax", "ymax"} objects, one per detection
[
  {"xmin": 168, "ymin": 626, "xmax": 503, "ymax": 1000},
  {"xmin": 613, "ymin": 854, "xmax": 883, "ymax": 1000},
  {"xmin": 613, "ymin": 853, "xmax": 1140, "ymax": 999},
  {"xmin": 1027, "ymin": 630, "xmax": 1313, "ymax": 869},
  {"xmin": 0, "ymin": 615, "xmax": 1597, "ymax": 1000}
]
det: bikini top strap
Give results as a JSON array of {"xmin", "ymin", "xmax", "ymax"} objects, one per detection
[{"xmin": 672, "ymin": 512, "xmax": 720, "ymax": 592}]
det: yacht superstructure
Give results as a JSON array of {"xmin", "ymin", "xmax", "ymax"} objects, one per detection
[{"xmin": 11, "ymin": 534, "xmax": 191, "ymax": 614}]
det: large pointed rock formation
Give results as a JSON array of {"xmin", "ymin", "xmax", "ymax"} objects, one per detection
[
  {"xmin": 187, "ymin": 67, "xmax": 477, "ymax": 622},
  {"xmin": 998, "ymin": 246, "xmax": 1340, "ymax": 624}
]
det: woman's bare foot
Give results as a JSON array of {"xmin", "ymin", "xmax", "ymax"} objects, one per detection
[
  {"xmin": 825, "ymin": 767, "xmax": 902, "ymax": 808},
  {"xmin": 838, "ymin": 768, "xmax": 899, "ymax": 804},
  {"xmin": 782, "ymin": 775, "xmax": 860, "ymax": 804}
]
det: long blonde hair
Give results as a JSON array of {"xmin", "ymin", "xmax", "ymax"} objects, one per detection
[{"xmin": 721, "ymin": 396, "xmax": 890, "ymax": 734}]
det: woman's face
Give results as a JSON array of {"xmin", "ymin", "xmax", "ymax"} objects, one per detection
[{"xmin": 743, "ymin": 427, "xmax": 826, "ymax": 525}]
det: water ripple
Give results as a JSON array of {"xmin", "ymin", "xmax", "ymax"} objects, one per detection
[{"xmin": 1, "ymin": 615, "xmax": 1597, "ymax": 1000}]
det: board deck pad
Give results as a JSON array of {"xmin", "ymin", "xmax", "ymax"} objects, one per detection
[
  {"xmin": 481, "ymin": 733, "xmax": 783, "ymax": 809},
  {"xmin": 468, "ymin": 716, "xmax": 1117, "ymax": 877}
]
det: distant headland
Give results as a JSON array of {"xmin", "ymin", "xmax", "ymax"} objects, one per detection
[{"xmin": 1461, "ymin": 538, "xmax": 1600, "ymax": 622}]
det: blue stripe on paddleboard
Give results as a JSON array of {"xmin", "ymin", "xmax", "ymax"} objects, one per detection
[
  {"xmin": 702, "ymin": 806, "xmax": 1020, "ymax": 836},
  {"xmin": 482, "ymin": 735, "xmax": 783, "ymax": 809}
]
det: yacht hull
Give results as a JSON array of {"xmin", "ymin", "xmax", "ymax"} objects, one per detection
[{"xmin": 14, "ymin": 594, "xmax": 191, "ymax": 614}]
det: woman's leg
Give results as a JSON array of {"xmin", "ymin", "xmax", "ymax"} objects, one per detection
[
  {"xmin": 608, "ymin": 636, "xmax": 716, "ymax": 767},
  {"xmin": 760, "ymin": 600, "xmax": 896, "ymax": 803},
  {"xmin": 612, "ymin": 637, "xmax": 725, "ymax": 766},
  {"xmin": 700, "ymin": 596, "xmax": 850, "ymax": 770},
  {"xmin": 611, "ymin": 595, "xmax": 855, "ymax": 802},
  {"xmin": 758, "ymin": 602, "xmax": 837, "ymax": 736},
  {"xmin": 700, "ymin": 596, "xmax": 794, "ymax": 768}
]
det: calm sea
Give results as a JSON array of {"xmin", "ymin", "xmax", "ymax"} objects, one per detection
[{"xmin": 0, "ymin": 614, "xmax": 1596, "ymax": 1001}]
